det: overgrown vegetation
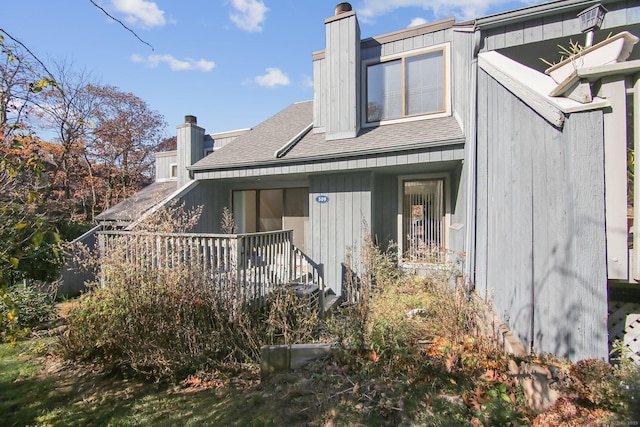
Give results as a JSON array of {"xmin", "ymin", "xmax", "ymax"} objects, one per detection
[
  {"xmin": 21, "ymin": 210, "xmax": 635, "ymax": 424},
  {"xmin": 59, "ymin": 203, "xmax": 318, "ymax": 380},
  {"xmin": 315, "ymin": 237, "xmax": 533, "ymax": 425},
  {"xmin": 0, "ymin": 284, "xmax": 56, "ymax": 342},
  {"xmin": 533, "ymin": 354, "xmax": 640, "ymax": 426}
]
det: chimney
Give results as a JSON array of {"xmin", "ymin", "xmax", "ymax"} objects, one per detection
[
  {"xmin": 176, "ymin": 115, "xmax": 205, "ymax": 187},
  {"xmin": 334, "ymin": 2, "xmax": 352, "ymax": 14},
  {"xmin": 324, "ymin": 2, "xmax": 361, "ymax": 140}
]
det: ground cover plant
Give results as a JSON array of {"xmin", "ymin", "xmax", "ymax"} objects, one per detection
[{"xmin": 3, "ymin": 211, "xmax": 638, "ymax": 425}]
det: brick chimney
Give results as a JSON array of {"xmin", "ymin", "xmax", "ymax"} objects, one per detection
[
  {"xmin": 176, "ymin": 115, "xmax": 205, "ymax": 187},
  {"xmin": 323, "ymin": 2, "xmax": 361, "ymax": 140}
]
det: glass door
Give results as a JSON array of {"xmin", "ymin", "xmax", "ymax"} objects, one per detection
[
  {"xmin": 402, "ymin": 179, "xmax": 445, "ymax": 263},
  {"xmin": 233, "ymin": 188, "xmax": 308, "ymax": 251}
]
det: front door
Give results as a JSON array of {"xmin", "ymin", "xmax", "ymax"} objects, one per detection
[{"xmin": 402, "ymin": 179, "xmax": 445, "ymax": 263}]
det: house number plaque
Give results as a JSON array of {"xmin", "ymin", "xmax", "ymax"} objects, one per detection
[{"xmin": 315, "ymin": 195, "xmax": 329, "ymax": 204}]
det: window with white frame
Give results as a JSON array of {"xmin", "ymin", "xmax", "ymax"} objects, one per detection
[
  {"xmin": 366, "ymin": 47, "xmax": 446, "ymax": 123},
  {"xmin": 170, "ymin": 163, "xmax": 177, "ymax": 178}
]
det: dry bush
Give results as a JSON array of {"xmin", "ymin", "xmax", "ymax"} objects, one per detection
[
  {"xmin": 342, "ymin": 233, "xmax": 401, "ymax": 330},
  {"xmin": 334, "ymin": 233, "xmax": 500, "ymax": 379},
  {"xmin": 220, "ymin": 206, "xmax": 236, "ymax": 234},
  {"xmin": 59, "ymin": 202, "xmax": 318, "ymax": 380},
  {"xmin": 563, "ymin": 357, "xmax": 640, "ymax": 417}
]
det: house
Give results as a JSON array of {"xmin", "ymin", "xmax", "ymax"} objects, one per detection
[{"xmin": 69, "ymin": 0, "xmax": 640, "ymax": 363}]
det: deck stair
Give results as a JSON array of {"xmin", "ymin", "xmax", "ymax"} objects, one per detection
[{"xmin": 286, "ymin": 281, "xmax": 341, "ymax": 316}]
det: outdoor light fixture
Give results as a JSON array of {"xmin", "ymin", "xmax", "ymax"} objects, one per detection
[{"xmin": 578, "ymin": 3, "xmax": 608, "ymax": 46}]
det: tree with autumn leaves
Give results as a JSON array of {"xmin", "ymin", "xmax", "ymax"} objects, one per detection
[
  {"xmin": 32, "ymin": 61, "xmax": 168, "ymax": 223},
  {"xmin": 1, "ymin": 34, "xmax": 169, "ymax": 286},
  {"xmin": 1, "ymin": 35, "xmax": 63, "ymax": 286}
]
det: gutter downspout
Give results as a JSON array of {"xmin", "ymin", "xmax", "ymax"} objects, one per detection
[{"xmin": 465, "ymin": 27, "xmax": 481, "ymax": 289}]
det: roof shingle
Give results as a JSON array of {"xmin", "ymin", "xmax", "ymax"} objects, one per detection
[{"xmin": 190, "ymin": 100, "xmax": 464, "ymax": 171}]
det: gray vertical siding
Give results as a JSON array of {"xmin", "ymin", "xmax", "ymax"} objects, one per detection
[
  {"xmin": 452, "ymin": 30, "xmax": 474, "ymax": 134},
  {"xmin": 533, "ymin": 112, "xmax": 608, "ymax": 360},
  {"xmin": 60, "ymin": 225, "xmax": 101, "ymax": 296},
  {"xmin": 310, "ymin": 172, "xmax": 373, "ymax": 296},
  {"xmin": 176, "ymin": 123, "xmax": 205, "ymax": 187},
  {"xmin": 479, "ymin": 1, "xmax": 640, "ymax": 52},
  {"xmin": 210, "ymin": 130, "xmax": 249, "ymax": 151},
  {"xmin": 475, "ymin": 69, "xmax": 608, "ymax": 361},
  {"xmin": 360, "ymin": 28, "xmax": 453, "ymax": 62},
  {"xmin": 325, "ymin": 13, "xmax": 360, "ymax": 139},
  {"xmin": 373, "ymin": 174, "xmax": 399, "ymax": 249},
  {"xmin": 176, "ymin": 180, "xmax": 231, "ymax": 234},
  {"xmin": 155, "ymin": 152, "xmax": 177, "ymax": 181},
  {"xmin": 448, "ymin": 162, "xmax": 466, "ymax": 258},
  {"xmin": 475, "ymin": 70, "xmax": 490, "ymax": 300},
  {"xmin": 313, "ymin": 56, "xmax": 326, "ymax": 132},
  {"xmin": 449, "ymin": 29, "xmax": 474, "ymax": 261}
]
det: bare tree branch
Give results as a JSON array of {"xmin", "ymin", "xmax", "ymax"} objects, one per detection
[
  {"xmin": 89, "ymin": 0, "xmax": 154, "ymax": 51},
  {"xmin": 0, "ymin": 28, "xmax": 55, "ymax": 80}
]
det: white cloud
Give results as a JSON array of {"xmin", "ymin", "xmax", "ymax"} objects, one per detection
[
  {"xmin": 408, "ymin": 17, "xmax": 428, "ymax": 27},
  {"xmin": 111, "ymin": 0, "xmax": 166, "ymax": 27},
  {"xmin": 131, "ymin": 54, "xmax": 215, "ymax": 71},
  {"xmin": 229, "ymin": 0, "xmax": 269, "ymax": 32},
  {"xmin": 358, "ymin": 0, "xmax": 539, "ymax": 22},
  {"xmin": 254, "ymin": 68, "xmax": 290, "ymax": 88}
]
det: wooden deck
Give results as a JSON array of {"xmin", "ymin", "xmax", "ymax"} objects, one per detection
[{"xmin": 98, "ymin": 229, "xmax": 326, "ymax": 311}]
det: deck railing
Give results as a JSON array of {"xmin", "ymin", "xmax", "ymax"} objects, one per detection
[{"xmin": 97, "ymin": 230, "xmax": 324, "ymax": 309}]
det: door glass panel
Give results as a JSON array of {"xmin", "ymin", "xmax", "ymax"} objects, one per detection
[
  {"xmin": 284, "ymin": 188, "xmax": 309, "ymax": 251},
  {"xmin": 402, "ymin": 179, "xmax": 444, "ymax": 263},
  {"xmin": 259, "ymin": 189, "xmax": 283, "ymax": 232},
  {"xmin": 233, "ymin": 190, "xmax": 256, "ymax": 233}
]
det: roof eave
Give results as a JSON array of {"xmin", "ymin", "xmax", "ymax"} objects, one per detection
[
  {"xmin": 189, "ymin": 137, "xmax": 466, "ymax": 174},
  {"xmin": 475, "ymin": 0, "xmax": 611, "ymax": 30}
]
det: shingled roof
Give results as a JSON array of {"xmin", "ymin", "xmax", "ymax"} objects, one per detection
[
  {"xmin": 95, "ymin": 180, "xmax": 176, "ymax": 223},
  {"xmin": 190, "ymin": 100, "xmax": 464, "ymax": 171}
]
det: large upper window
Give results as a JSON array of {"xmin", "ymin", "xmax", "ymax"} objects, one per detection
[{"xmin": 366, "ymin": 48, "xmax": 445, "ymax": 123}]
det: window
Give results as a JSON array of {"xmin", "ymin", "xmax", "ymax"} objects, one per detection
[
  {"xmin": 366, "ymin": 48, "xmax": 446, "ymax": 123},
  {"xmin": 170, "ymin": 163, "xmax": 177, "ymax": 178}
]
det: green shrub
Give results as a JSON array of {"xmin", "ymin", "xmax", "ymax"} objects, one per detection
[{"xmin": 0, "ymin": 284, "xmax": 56, "ymax": 340}]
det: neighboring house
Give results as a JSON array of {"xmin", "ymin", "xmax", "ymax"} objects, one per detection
[{"xmin": 68, "ymin": 1, "xmax": 640, "ymax": 363}]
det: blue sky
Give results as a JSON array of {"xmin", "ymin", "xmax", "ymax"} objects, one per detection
[{"xmin": 1, "ymin": 0, "xmax": 541, "ymax": 139}]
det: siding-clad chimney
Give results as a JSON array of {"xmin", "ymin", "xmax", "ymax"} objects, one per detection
[
  {"xmin": 324, "ymin": 2, "xmax": 361, "ymax": 140},
  {"xmin": 176, "ymin": 115, "xmax": 205, "ymax": 187}
]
